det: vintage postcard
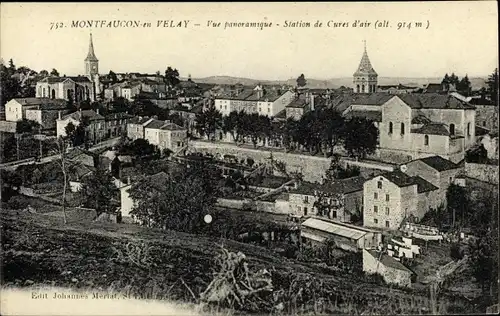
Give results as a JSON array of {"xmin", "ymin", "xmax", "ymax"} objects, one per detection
[{"xmin": 1, "ymin": 1, "xmax": 498, "ymax": 315}]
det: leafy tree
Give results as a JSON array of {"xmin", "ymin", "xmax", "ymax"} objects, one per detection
[
  {"xmin": 128, "ymin": 165, "xmax": 217, "ymax": 231},
  {"xmin": 223, "ymin": 111, "xmax": 240, "ymax": 142},
  {"xmin": 469, "ymin": 226, "xmax": 498, "ymax": 298},
  {"xmin": 50, "ymin": 68, "xmax": 60, "ymax": 77},
  {"xmin": 108, "ymin": 70, "xmax": 118, "ymax": 83},
  {"xmin": 457, "ymin": 74, "xmax": 472, "ymax": 96},
  {"xmin": 343, "ymin": 117, "xmax": 378, "ymax": 159},
  {"xmin": 486, "ymin": 68, "xmax": 498, "ymax": 106},
  {"xmin": 39, "ymin": 70, "xmax": 49, "ymax": 77},
  {"xmin": 1, "ymin": 169, "xmax": 22, "ymax": 202},
  {"xmin": 466, "ymin": 144, "xmax": 488, "ymax": 163},
  {"xmin": 296, "ymin": 74, "xmax": 307, "ymax": 88},
  {"xmin": 65, "ymin": 122, "xmax": 87, "ymax": 147},
  {"xmin": 164, "ymin": 66, "xmax": 180, "ymax": 88},
  {"xmin": 324, "ymin": 154, "xmax": 360, "ymax": 182},
  {"xmin": 16, "ymin": 119, "xmax": 40, "ymax": 134},
  {"xmin": 195, "ymin": 104, "xmax": 222, "ymax": 141},
  {"xmin": 0, "ymin": 61, "xmax": 21, "ymax": 106},
  {"xmin": 77, "ymin": 168, "xmax": 119, "ymax": 216},
  {"xmin": 313, "ymin": 191, "xmax": 344, "ymax": 219},
  {"xmin": 446, "ymin": 184, "xmax": 470, "ymax": 227},
  {"xmin": 119, "ymin": 138, "xmax": 158, "ymax": 159}
]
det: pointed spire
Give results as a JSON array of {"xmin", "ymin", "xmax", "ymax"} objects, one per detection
[
  {"xmin": 354, "ymin": 40, "xmax": 377, "ymax": 76},
  {"xmin": 85, "ymin": 32, "xmax": 98, "ymax": 62}
]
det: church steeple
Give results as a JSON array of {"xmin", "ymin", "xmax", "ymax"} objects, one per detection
[
  {"xmin": 353, "ymin": 40, "xmax": 378, "ymax": 93},
  {"xmin": 84, "ymin": 32, "xmax": 99, "ymax": 78},
  {"xmin": 85, "ymin": 32, "xmax": 98, "ymax": 62}
]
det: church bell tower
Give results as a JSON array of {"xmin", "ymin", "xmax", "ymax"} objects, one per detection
[
  {"xmin": 353, "ymin": 41, "xmax": 378, "ymax": 93},
  {"xmin": 84, "ymin": 32, "xmax": 99, "ymax": 79}
]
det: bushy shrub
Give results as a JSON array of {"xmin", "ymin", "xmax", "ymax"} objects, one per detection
[{"xmin": 450, "ymin": 242, "xmax": 464, "ymax": 260}]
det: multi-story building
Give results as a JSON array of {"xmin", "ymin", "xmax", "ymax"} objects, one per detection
[
  {"xmin": 126, "ymin": 116, "xmax": 155, "ymax": 140},
  {"xmin": 362, "ymin": 170, "xmax": 439, "ymax": 230},
  {"xmin": 56, "ymin": 109, "xmax": 106, "ymax": 143},
  {"xmin": 469, "ymin": 97, "xmax": 498, "ymax": 133},
  {"xmin": 215, "ymin": 85, "xmax": 295, "ymax": 117},
  {"xmin": 143, "ymin": 119, "xmax": 188, "ymax": 152},
  {"xmin": 104, "ymin": 112, "xmax": 134, "ymax": 138},
  {"xmin": 287, "ymin": 176, "xmax": 365, "ymax": 222},
  {"xmin": 5, "ymin": 97, "xmax": 66, "ymax": 122},
  {"xmin": 25, "ymin": 102, "xmax": 69, "ymax": 130}
]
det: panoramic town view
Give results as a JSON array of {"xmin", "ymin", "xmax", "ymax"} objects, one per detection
[{"xmin": 1, "ymin": 2, "xmax": 498, "ymax": 316}]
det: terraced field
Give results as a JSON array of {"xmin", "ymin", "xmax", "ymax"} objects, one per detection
[{"xmin": 1, "ymin": 208, "xmax": 479, "ymax": 314}]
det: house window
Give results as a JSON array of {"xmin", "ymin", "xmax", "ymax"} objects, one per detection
[
  {"xmin": 467, "ymin": 123, "xmax": 471, "ymax": 136},
  {"xmin": 385, "ymin": 207, "xmax": 389, "ymax": 215},
  {"xmin": 304, "ymin": 196, "xmax": 309, "ymax": 203},
  {"xmin": 450, "ymin": 123, "xmax": 455, "ymax": 136},
  {"xmin": 385, "ymin": 194, "xmax": 389, "ymax": 202},
  {"xmin": 374, "ymin": 218, "xmax": 378, "ymax": 224},
  {"xmin": 389, "ymin": 122, "xmax": 393, "ymax": 134},
  {"xmin": 332, "ymin": 210, "xmax": 337, "ymax": 218},
  {"xmin": 385, "ymin": 220, "xmax": 390, "ymax": 228},
  {"xmin": 377, "ymin": 181, "xmax": 382, "ymax": 189},
  {"xmin": 374, "ymin": 205, "xmax": 378, "ymax": 213},
  {"xmin": 177, "ymin": 141, "xmax": 181, "ymax": 147},
  {"xmin": 374, "ymin": 192, "xmax": 378, "ymax": 200},
  {"xmin": 401, "ymin": 122, "xmax": 405, "ymax": 135},
  {"xmin": 304, "ymin": 207, "xmax": 308, "ymax": 216},
  {"xmin": 424, "ymin": 135, "xmax": 429, "ymax": 146}
]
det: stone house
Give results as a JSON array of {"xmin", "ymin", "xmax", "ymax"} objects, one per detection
[
  {"xmin": 104, "ymin": 112, "xmax": 134, "ymax": 138},
  {"xmin": 363, "ymin": 170, "xmax": 439, "ymax": 230},
  {"xmin": 469, "ymin": 97, "xmax": 498, "ymax": 133},
  {"xmin": 56, "ymin": 109, "xmax": 106, "ymax": 144},
  {"xmin": 362, "ymin": 249, "xmax": 414, "ymax": 288},
  {"xmin": 143, "ymin": 119, "xmax": 188, "ymax": 152},
  {"xmin": 288, "ymin": 176, "xmax": 365, "ymax": 221},
  {"xmin": 24, "ymin": 103, "xmax": 69, "ymax": 130},
  {"xmin": 126, "ymin": 116, "xmax": 155, "ymax": 140},
  {"xmin": 36, "ymin": 76, "xmax": 96, "ymax": 102},
  {"xmin": 301, "ymin": 217, "xmax": 382, "ymax": 252},
  {"xmin": 5, "ymin": 97, "xmax": 66, "ymax": 123},
  {"xmin": 403, "ymin": 155, "xmax": 463, "ymax": 207}
]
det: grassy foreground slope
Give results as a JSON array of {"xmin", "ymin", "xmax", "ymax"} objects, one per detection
[{"xmin": 1, "ymin": 209, "xmax": 477, "ymax": 315}]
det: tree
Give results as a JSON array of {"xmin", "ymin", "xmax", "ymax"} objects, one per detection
[
  {"xmin": 313, "ymin": 190, "xmax": 344, "ymax": 220},
  {"xmin": 469, "ymin": 226, "xmax": 498, "ymax": 298},
  {"xmin": 223, "ymin": 111, "xmax": 240, "ymax": 143},
  {"xmin": 296, "ymin": 74, "xmax": 307, "ymax": 88},
  {"xmin": 128, "ymin": 165, "xmax": 217, "ymax": 231},
  {"xmin": 16, "ymin": 119, "xmax": 40, "ymax": 134},
  {"xmin": 0, "ymin": 61, "xmax": 21, "ymax": 106},
  {"xmin": 108, "ymin": 70, "xmax": 118, "ymax": 83},
  {"xmin": 119, "ymin": 138, "xmax": 158, "ymax": 159},
  {"xmin": 164, "ymin": 66, "xmax": 180, "ymax": 88},
  {"xmin": 77, "ymin": 168, "xmax": 119, "ymax": 216},
  {"xmin": 446, "ymin": 184, "xmax": 470, "ymax": 227},
  {"xmin": 323, "ymin": 154, "xmax": 360, "ymax": 182},
  {"xmin": 50, "ymin": 68, "xmax": 60, "ymax": 77},
  {"xmin": 65, "ymin": 122, "xmax": 87, "ymax": 147},
  {"xmin": 39, "ymin": 70, "xmax": 49, "ymax": 77},
  {"xmin": 343, "ymin": 118, "xmax": 378, "ymax": 159},
  {"xmin": 486, "ymin": 68, "xmax": 498, "ymax": 106},
  {"xmin": 51, "ymin": 137, "xmax": 70, "ymax": 224},
  {"xmin": 457, "ymin": 74, "xmax": 472, "ymax": 96},
  {"xmin": 195, "ymin": 105, "xmax": 222, "ymax": 141}
]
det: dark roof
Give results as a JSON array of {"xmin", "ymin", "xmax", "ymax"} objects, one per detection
[
  {"xmin": 468, "ymin": 97, "xmax": 494, "ymax": 106},
  {"xmin": 274, "ymin": 109, "xmax": 287, "ymax": 119},
  {"xmin": 329, "ymin": 93, "xmax": 394, "ymax": 112},
  {"xmin": 367, "ymin": 250, "xmax": 413, "ymax": 274},
  {"xmin": 38, "ymin": 76, "xmax": 91, "ymax": 83},
  {"xmin": 160, "ymin": 122, "xmax": 186, "ymax": 131},
  {"xmin": 475, "ymin": 125, "xmax": 490, "ymax": 136},
  {"xmin": 418, "ymin": 156, "xmax": 460, "ymax": 172},
  {"xmin": 377, "ymin": 170, "xmax": 438, "ymax": 193},
  {"xmin": 129, "ymin": 116, "xmax": 153, "ymax": 125},
  {"xmin": 286, "ymin": 98, "xmax": 307, "ymax": 108},
  {"xmin": 397, "ymin": 94, "xmax": 475, "ymax": 110},
  {"xmin": 423, "ymin": 83, "xmax": 444, "ymax": 93},
  {"xmin": 411, "ymin": 114, "xmax": 432, "ymax": 124},
  {"xmin": 411, "ymin": 122, "xmax": 450, "ymax": 136},
  {"xmin": 61, "ymin": 110, "xmax": 104, "ymax": 121},
  {"xmin": 145, "ymin": 119, "xmax": 168, "ymax": 129},
  {"xmin": 290, "ymin": 176, "xmax": 365, "ymax": 196},
  {"xmin": 344, "ymin": 110, "xmax": 382, "ymax": 122},
  {"xmin": 11, "ymin": 97, "xmax": 66, "ymax": 107},
  {"xmin": 248, "ymin": 175, "xmax": 291, "ymax": 189},
  {"xmin": 104, "ymin": 112, "xmax": 134, "ymax": 121}
]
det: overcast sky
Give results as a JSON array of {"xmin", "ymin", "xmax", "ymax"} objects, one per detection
[{"xmin": 1, "ymin": 2, "xmax": 498, "ymax": 80}]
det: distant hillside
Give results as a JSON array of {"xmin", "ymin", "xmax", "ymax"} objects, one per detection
[{"xmin": 193, "ymin": 76, "xmax": 488, "ymax": 91}]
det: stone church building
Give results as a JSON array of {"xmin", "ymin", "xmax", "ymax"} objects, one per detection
[{"xmin": 35, "ymin": 33, "xmax": 102, "ymax": 103}]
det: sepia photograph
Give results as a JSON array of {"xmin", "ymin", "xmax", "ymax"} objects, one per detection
[{"xmin": 0, "ymin": 1, "xmax": 498, "ymax": 315}]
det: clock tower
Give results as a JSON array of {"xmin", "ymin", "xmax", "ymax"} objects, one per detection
[{"xmin": 84, "ymin": 32, "xmax": 99, "ymax": 79}]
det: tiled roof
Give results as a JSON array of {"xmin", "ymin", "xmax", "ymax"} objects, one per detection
[
  {"xmin": 377, "ymin": 170, "xmax": 438, "ymax": 193},
  {"xmin": 12, "ymin": 97, "xmax": 66, "ymax": 107},
  {"xmin": 290, "ymin": 176, "xmax": 365, "ymax": 196},
  {"xmin": 418, "ymin": 156, "xmax": 460, "ymax": 172},
  {"xmin": 61, "ymin": 110, "xmax": 104, "ymax": 121},
  {"xmin": 39, "ymin": 76, "xmax": 91, "ymax": 83},
  {"xmin": 344, "ymin": 109, "xmax": 382, "ymax": 122},
  {"xmin": 411, "ymin": 122, "xmax": 449, "ymax": 136},
  {"xmin": 475, "ymin": 125, "xmax": 490, "ymax": 136},
  {"xmin": 145, "ymin": 119, "xmax": 168, "ymax": 129},
  {"xmin": 468, "ymin": 97, "xmax": 494, "ymax": 106},
  {"xmin": 423, "ymin": 83, "xmax": 444, "ymax": 93},
  {"xmin": 329, "ymin": 93, "xmax": 394, "ymax": 112},
  {"xmin": 411, "ymin": 114, "xmax": 432, "ymax": 124},
  {"xmin": 398, "ymin": 94, "xmax": 475, "ymax": 110},
  {"xmin": 218, "ymin": 89, "xmax": 288, "ymax": 102},
  {"xmin": 248, "ymin": 175, "xmax": 291, "ymax": 189},
  {"xmin": 286, "ymin": 98, "xmax": 307, "ymax": 108},
  {"xmin": 160, "ymin": 122, "xmax": 186, "ymax": 131},
  {"xmin": 129, "ymin": 116, "xmax": 153, "ymax": 125},
  {"xmin": 353, "ymin": 47, "xmax": 377, "ymax": 76},
  {"xmin": 104, "ymin": 112, "xmax": 134, "ymax": 121},
  {"xmin": 367, "ymin": 250, "xmax": 413, "ymax": 273}
]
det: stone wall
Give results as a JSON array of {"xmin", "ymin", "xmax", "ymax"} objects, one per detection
[
  {"xmin": 464, "ymin": 162, "xmax": 499, "ymax": 184},
  {"xmin": 190, "ymin": 141, "xmax": 394, "ymax": 183}
]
